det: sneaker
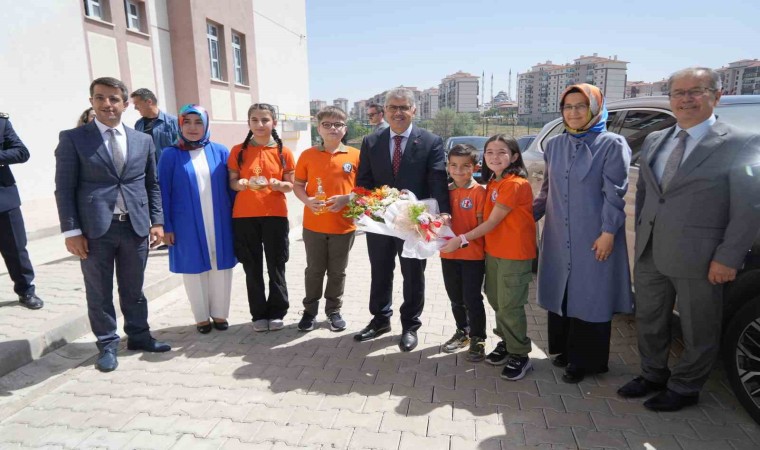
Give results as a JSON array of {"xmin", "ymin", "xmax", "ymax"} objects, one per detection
[
  {"xmin": 327, "ymin": 312, "xmax": 347, "ymax": 332},
  {"xmin": 485, "ymin": 341, "xmax": 509, "ymax": 366},
  {"xmin": 268, "ymin": 319, "xmax": 284, "ymax": 331},
  {"xmin": 252, "ymin": 319, "xmax": 269, "ymax": 332},
  {"xmin": 500, "ymin": 355, "xmax": 533, "ymax": 381},
  {"xmin": 298, "ymin": 312, "xmax": 316, "ymax": 331},
  {"xmin": 442, "ymin": 329, "xmax": 470, "ymax": 353},
  {"xmin": 466, "ymin": 337, "xmax": 486, "ymax": 362}
]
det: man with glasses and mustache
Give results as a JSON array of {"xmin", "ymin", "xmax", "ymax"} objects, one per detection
[
  {"xmin": 367, "ymin": 103, "xmax": 389, "ymax": 133},
  {"xmin": 355, "ymin": 88, "xmax": 450, "ymax": 352},
  {"xmin": 618, "ymin": 67, "xmax": 760, "ymax": 411}
]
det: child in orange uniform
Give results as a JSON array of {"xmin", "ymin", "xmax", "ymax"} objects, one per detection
[
  {"xmin": 441, "ymin": 134, "xmax": 536, "ymax": 380},
  {"xmin": 293, "ymin": 106, "xmax": 359, "ymax": 332},
  {"xmin": 228, "ymin": 103, "xmax": 295, "ymax": 332},
  {"xmin": 439, "ymin": 144, "xmax": 488, "ymax": 361}
]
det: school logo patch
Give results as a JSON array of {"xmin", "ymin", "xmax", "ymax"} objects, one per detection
[
  {"xmin": 343, "ymin": 163, "xmax": 353, "ymax": 173},
  {"xmin": 491, "ymin": 190, "xmax": 498, "ymax": 201},
  {"xmin": 460, "ymin": 198, "xmax": 473, "ymax": 210}
]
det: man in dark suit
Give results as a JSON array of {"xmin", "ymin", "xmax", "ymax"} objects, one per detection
[
  {"xmin": 618, "ymin": 67, "xmax": 760, "ymax": 411},
  {"xmin": 355, "ymin": 88, "xmax": 450, "ymax": 352},
  {"xmin": 0, "ymin": 114, "xmax": 43, "ymax": 310},
  {"xmin": 54, "ymin": 77, "xmax": 170, "ymax": 372}
]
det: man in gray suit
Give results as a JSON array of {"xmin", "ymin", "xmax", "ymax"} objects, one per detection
[
  {"xmin": 55, "ymin": 77, "xmax": 171, "ymax": 372},
  {"xmin": 618, "ymin": 67, "xmax": 760, "ymax": 411}
]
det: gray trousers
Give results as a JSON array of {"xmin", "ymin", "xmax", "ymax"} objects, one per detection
[
  {"xmin": 633, "ymin": 242, "xmax": 723, "ymax": 396},
  {"xmin": 302, "ymin": 228, "xmax": 355, "ymax": 316}
]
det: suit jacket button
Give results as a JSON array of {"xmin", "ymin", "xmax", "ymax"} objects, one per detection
[{"xmin": 659, "ymin": 199, "xmax": 665, "ymax": 204}]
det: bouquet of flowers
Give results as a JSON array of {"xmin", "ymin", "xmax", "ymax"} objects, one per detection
[{"xmin": 345, "ymin": 186, "xmax": 454, "ymax": 259}]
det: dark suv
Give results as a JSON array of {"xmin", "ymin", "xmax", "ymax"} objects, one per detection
[{"xmin": 522, "ymin": 95, "xmax": 760, "ymax": 424}]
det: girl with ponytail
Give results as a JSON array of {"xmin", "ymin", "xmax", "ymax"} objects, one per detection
[{"xmin": 227, "ymin": 103, "xmax": 295, "ymax": 332}]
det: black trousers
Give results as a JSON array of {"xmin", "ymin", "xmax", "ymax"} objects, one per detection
[
  {"xmin": 441, "ymin": 258, "xmax": 486, "ymax": 339},
  {"xmin": 0, "ymin": 207, "xmax": 35, "ymax": 296},
  {"xmin": 366, "ymin": 233, "xmax": 425, "ymax": 332},
  {"xmin": 233, "ymin": 217, "xmax": 289, "ymax": 321},
  {"xmin": 548, "ymin": 287, "xmax": 611, "ymax": 372}
]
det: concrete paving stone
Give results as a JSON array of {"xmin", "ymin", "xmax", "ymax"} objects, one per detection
[
  {"xmin": 433, "ymin": 386, "xmax": 476, "ymax": 405},
  {"xmin": 350, "ymin": 382, "xmax": 392, "ymax": 397},
  {"xmin": 251, "ymin": 423, "xmax": 308, "ymax": 446},
  {"xmin": 581, "ymin": 384, "xmax": 625, "ymax": 400},
  {"xmin": 77, "ymin": 428, "xmax": 140, "ymax": 449},
  {"xmin": 287, "ymin": 406, "xmax": 338, "ymax": 428},
  {"xmin": 450, "ymin": 435, "xmax": 503, "ymax": 450},
  {"xmin": 536, "ymin": 380, "xmax": 583, "ymax": 398},
  {"xmin": 476, "ymin": 421, "xmax": 526, "ymax": 445},
  {"xmin": 112, "ymin": 382, "xmax": 174, "ymax": 399},
  {"xmin": 573, "ymin": 429, "xmax": 627, "ymax": 449},
  {"xmin": 544, "ymin": 409, "xmax": 593, "ymax": 429},
  {"xmin": 456, "ymin": 374, "xmax": 496, "ymax": 392},
  {"xmin": 125, "ymin": 430, "xmax": 181, "ymax": 449},
  {"xmin": 428, "ymin": 416, "xmax": 475, "ymax": 440},
  {"xmin": 318, "ymin": 393, "xmax": 366, "ymax": 413},
  {"xmin": 326, "ymin": 356, "xmax": 365, "ymax": 371},
  {"xmin": 407, "ymin": 398, "xmax": 452, "ymax": 419},
  {"xmin": 160, "ymin": 399, "xmax": 212, "ymax": 418},
  {"xmin": 639, "ymin": 415, "xmax": 698, "ymax": 438},
  {"xmin": 288, "ymin": 355, "xmax": 329, "ymax": 370},
  {"xmin": 379, "ymin": 412, "xmax": 428, "ymax": 436},
  {"xmin": 451, "ymin": 403, "xmax": 500, "ymax": 424},
  {"xmin": 362, "ymin": 396, "xmax": 409, "ymax": 414},
  {"xmin": 44, "ymin": 408, "xmax": 95, "ymax": 428},
  {"xmin": 563, "ymin": 395, "xmax": 612, "ymax": 414},
  {"xmin": 389, "ymin": 384, "xmax": 433, "ymax": 403},
  {"xmin": 171, "ymin": 416, "xmax": 222, "ymax": 438},
  {"xmin": 398, "ymin": 431, "xmax": 450, "ymax": 450},
  {"xmin": 122, "ymin": 413, "xmax": 179, "ymax": 434},
  {"xmin": 497, "ymin": 406, "xmax": 547, "ymax": 427},
  {"xmin": 313, "ymin": 346, "xmax": 352, "ymax": 359},
  {"xmin": 243, "ymin": 402, "xmax": 294, "ymax": 425},
  {"xmin": 220, "ymin": 439, "xmax": 273, "ymax": 450},
  {"xmin": 475, "ymin": 388, "xmax": 519, "ymax": 408},
  {"xmin": 36, "ymin": 425, "xmax": 97, "ymax": 448},
  {"xmin": 170, "ymin": 434, "xmax": 227, "ymax": 449},
  {"xmin": 163, "ymin": 384, "xmax": 210, "ymax": 402},
  {"xmin": 414, "ymin": 372, "xmax": 455, "ymax": 389},
  {"xmin": 623, "ymin": 432, "xmax": 682, "ymax": 450},
  {"xmin": 693, "ymin": 422, "xmax": 752, "ymax": 441},
  {"xmin": 299, "ymin": 424, "xmax": 352, "ymax": 449},
  {"xmin": 81, "ymin": 410, "xmax": 139, "ymax": 431},
  {"xmin": 518, "ymin": 393, "xmax": 565, "ymax": 412},
  {"xmin": 347, "ymin": 429, "xmax": 401, "ymax": 450},
  {"xmin": 333, "ymin": 410, "xmax": 383, "ymax": 432},
  {"xmin": 203, "ymin": 402, "xmax": 255, "ymax": 421},
  {"xmin": 523, "ymin": 423, "xmax": 577, "ymax": 446},
  {"xmin": 606, "ymin": 399, "xmax": 653, "ymax": 417},
  {"xmin": 262, "ymin": 365, "xmax": 305, "ymax": 382},
  {"xmin": 236, "ymin": 388, "xmax": 284, "ymax": 407},
  {"xmin": 336, "ymin": 368, "xmax": 376, "ymax": 384},
  {"xmin": 5, "ymin": 407, "xmax": 58, "ymax": 426},
  {"xmin": 739, "ymin": 423, "xmax": 760, "ymax": 445},
  {"xmin": 374, "ymin": 369, "xmax": 414, "ymax": 387},
  {"xmin": 270, "ymin": 378, "xmax": 314, "ymax": 394},
  {"xmin": 396, "ymin": 359, "xmax": 435, "ymax": 376},
  {"xmin": 496, "ymin": 378, "xmax": 540, "ymax": 396},
  {"xmin": 730, "ymin": 438, "xmax": 760, "ymax": 450},
  {"xmin": 310, "ymin": 380, "xmax": 353, "ymax": 396},
  {"xmin": 437, "ymin": 362, "xmax": 479, "ymax": 377},
  {"xmin": 0, "ymin": 423, "xmax": 52, "ymax": 446},
  {"xmin": 675, "ymin": 435, "xmax": 736, "ymax": 450},
  {"xmin": 590, "ymin": 412, "xmax": 645, "ymax": 434},
  {"xmin": 208, "ymin": 418, "xmax": 263, "ymax": 441}
]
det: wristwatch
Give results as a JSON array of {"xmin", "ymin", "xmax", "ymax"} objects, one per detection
[{"xmin": 459, "ymin": 234, "xmax": 469, "ymax": 248}]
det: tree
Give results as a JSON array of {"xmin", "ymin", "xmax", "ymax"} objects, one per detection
[
  {"xmin": 430, "ymin": 108, "xmax": 456, "ymax": 139},
  {"xmin": 346, "ymin": 119, "xmax": 371, "ymax": 143},
  {"xmin": 452, "ymin": 112, "xmax": 476, "ymax": 137}
]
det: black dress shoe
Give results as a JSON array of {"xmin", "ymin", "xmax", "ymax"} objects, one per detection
[
  {"xmin": 644, "ymin": 389, "xmax": 699, "ymax": 412},
  {"xmin": 551, "ymin": 354, "xmax": 568, "ymax": 367},
  {"xmin": 197, "ymin": 323, "xmax": 212, "ymax": 334},
  {"xmin": 127, "ymin": 338, "xmax": 171, "ymax": 352},
  {"xmin": 96, "ymin": 348, "xmax": 118, "ymax": 372},
  {"xmin": 19, "ymin": 293, "xmax": 44, "ymax": 310},
  {"xmin": 213, "ymin": 320, "xmax": 229, "ymax": 331},
  {"xmin": 354, "ymin": 323, "xmax": 391, "ymax": 341},
  {"xmin": 398, "ymin": 331, "xmax": 418, "ymax": 352},
  {"xmin": 561, "ymin": 365, "xmax": 586, "ymax": 384},
  {"xmin": 617, "ymin": 376, "xmax": 666, "ymax": 398}
]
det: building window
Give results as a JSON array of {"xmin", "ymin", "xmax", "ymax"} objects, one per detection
[
  {"xmin": 232, "ymin": 33, "xmax": 246, "ymax": 85},
  {"xmin": 124, "ymin": 0, "xmax": 142, "ymax": 31},
  {"xmin": 84, "ymin": 0, "xmax": 109, "ymax": 21},
  {"xmin": 207, "ymin": 22, "xmax": 222, "ymax": 80}
]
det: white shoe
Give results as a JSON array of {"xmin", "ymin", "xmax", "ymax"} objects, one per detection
[
  {"xmin": 252, "ymin": 319, "xmax": 269, "ymax": 332},
  {"xmin": 268, "ymin": 319, "xmax": 284, "ymax": 331}
]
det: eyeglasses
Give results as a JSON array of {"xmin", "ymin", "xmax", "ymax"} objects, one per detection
[
  {"xmin": 562, "ymin": 104, "xmax": 589, "ymax": 113},
  {"xmin": 386, "ymin": 105, "xmax": 412, "ymax": 113},
  {"xmin": 668, "ymin": 87, "xmax": 716, "ymax": 99},
  {"xmin": 367, "ymin": 113, "xmax": 378, "ymax": 118},
  {"xmin": 320, "ymin": 122, "xmax": 346, "ymax": 129}
]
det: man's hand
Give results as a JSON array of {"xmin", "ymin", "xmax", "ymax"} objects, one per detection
[
  {"xmin": 708, "ymin": 261, "xmax": 737, "ymax": 285},
  {"xmin": 150, "ymin": 225, "xmax": 164, "ymax": 248},
  {"xmin": 326, "ymin": 194, "xmax": 349, "ymax": 212},
  {"xmin": 163, "ymin": 232, "xmax": 175, "ymax": 246},
  {"xmin": 592, "ymin": 232, "xmax": 614, "ymax": 261},
  {"xmin": 65, "ymin": 235, "xmax": 89, "ymax": 259}
]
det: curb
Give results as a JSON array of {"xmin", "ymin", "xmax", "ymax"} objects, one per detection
[{"xmin": 0, "ymin": 272, "xmax": 182, "ymax": 378}]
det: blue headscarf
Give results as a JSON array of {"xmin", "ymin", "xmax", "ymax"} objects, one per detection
[
  {"xmin": 561, "ymin": 83, "xmax": 608, "ymax": 137},
  {"xmin": 177, "ymin": 104, "xmax": 211, "ymax": 150}
]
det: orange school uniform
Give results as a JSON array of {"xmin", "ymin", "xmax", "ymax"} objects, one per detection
[
  {"xmin": 294, "ymin": 144, "xmax": 360, "ymax": 235},
  {"xmin": 228, "ymin": 141, "xmax": 295, "ymax": 218},
  {"xmin": 441, "ymin": 179, "xmax": 486, "ymax": 261},
  {"xmin": 484, "ymin": 174, "xmax": 536, "ymax": 260}
]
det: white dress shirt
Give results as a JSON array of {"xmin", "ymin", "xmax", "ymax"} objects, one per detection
[
  {"xmin": 389, "ymin": 123, "xmax": 413, "ymax": 162},
  {"xmin": 653, "ymin": 115, "xmax": 716, "ymax": 183}
]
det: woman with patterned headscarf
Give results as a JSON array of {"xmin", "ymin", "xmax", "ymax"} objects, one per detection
[
  {"xmin": 533, "ymin": 84, "xmax": 633, "ymax": 383},
  {"xmin": 158, "ymin": 104, "xmax": 237, "ymax": 334}
]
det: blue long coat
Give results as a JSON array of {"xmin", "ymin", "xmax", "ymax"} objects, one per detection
[
  {"xmin": 533, "ymin": 131, "xmax": 633, "ymax": 322},
  {"xmin": 158, "ymin": 143, "xmax": 237, "ymax": 274}
]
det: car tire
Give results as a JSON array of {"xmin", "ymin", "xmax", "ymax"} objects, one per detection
[{"xmin": 722, "ymin": 294, "xmax": 760, "ymax": 425}]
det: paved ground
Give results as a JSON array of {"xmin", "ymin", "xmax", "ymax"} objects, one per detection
[{"xmin": 1, "ymin": 225, "xmax": 759, "ymax": 449}]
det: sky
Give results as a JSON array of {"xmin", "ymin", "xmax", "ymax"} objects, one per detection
[{"xmin": 306, "ymin": 0, "xmax": 759, "ymax": 107}]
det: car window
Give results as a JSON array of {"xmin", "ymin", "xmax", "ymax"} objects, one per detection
[
  {"xmin": 618, "ymin": 110, "xmax": 676, "ymax": 165},
  {"xmin": 538, "ymin": 121, "xmax": 564, "ymax": 151},
  {"xmin": 715, "ymin": 104, "xmax": 760, "ymax": 135}
]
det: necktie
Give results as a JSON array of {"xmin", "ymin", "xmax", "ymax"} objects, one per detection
[
  {"xmin": 392, "ymin": 135, "xmax": 403, "ymax": 177},
  {"xmin": 107, "ymin": 129, "xmax": 127, "ymax": 213},
  {"xmin": 660, "ymin": 130, "xmax": 688, "ymax": 191}
]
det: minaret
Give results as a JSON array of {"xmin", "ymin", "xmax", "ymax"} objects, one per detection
[{"xmin": 508, "ymin": 69, "xmax": 513, "ymax": 101}]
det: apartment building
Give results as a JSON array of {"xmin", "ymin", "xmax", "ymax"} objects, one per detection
[
  {"xmin": 0, "ymin": 0, "xmax": 310, "ymax": 202},
  {"xmin": 718, "ymin": 59, "xmax": 760, "ymax": 95},
  {"xmin": 517, "ymin": 54, "xmax": 627, "ymax": 124},
  {"xmin": 419, "ymin": 88, "xmax": 439, "ymax": 120},
  {"xmin": 352, "ymin": 99, "xmax": 367, "ymax": 121},
  {"xmin": 625, "ymin": 80, "xmax": 667, "ymax": 98},
  {"xmin": 438, "ymin": 71, "xmax": 479, "ymax": 113},
  {"xmin": 333, "ymin": 97, "xmax": 348, "ymax": 114}
]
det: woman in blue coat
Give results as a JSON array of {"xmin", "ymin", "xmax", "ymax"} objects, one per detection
[
  {"xmin": 533, "ymin": 84, "xmax": 633, "ymax": 383},
  {"xmin": 158, "ymin": 104, "xmax": 237, "ymax": 333}
]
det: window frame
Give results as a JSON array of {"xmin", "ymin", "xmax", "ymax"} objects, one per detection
[
  {"xmin": 207, "ymin": 22, "xmax": 222, "ymax": 81},
  {"xmin": 232, "ymin": 32, "xmax": 245, "ymax": 85},
  {"xmin": 84, "ymin": 0, "xmax": 106, "ymax": 21},
  {"xmin": 124, "ymin": 0, "xmax": 141, "ymax": 31}
]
